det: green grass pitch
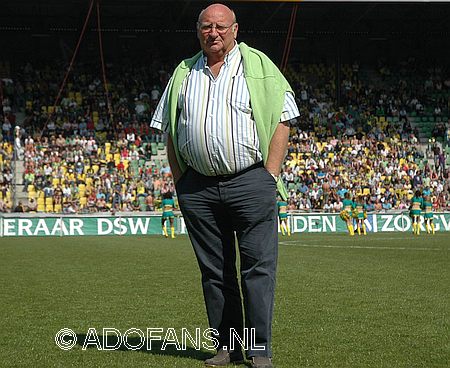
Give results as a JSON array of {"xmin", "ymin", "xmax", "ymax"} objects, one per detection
[{"xmin": 0, "ymin": 232, "xmax": 449, "ymax": 368}]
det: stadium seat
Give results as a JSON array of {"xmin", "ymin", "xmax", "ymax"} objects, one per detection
[
  {"xmin": 75, "ymin": 92, "xmax": 82, "ymax": 104},
  {"xmin": 151, "ymin": 143, "xmax": 158, "ymax": 155},
  {"xmin": 80, "ymin": 196, "xmax": 87, "ymax": 207},
  {"xmin": 114, "ymin": 153, "xmax": 121, "ymax": 164}
]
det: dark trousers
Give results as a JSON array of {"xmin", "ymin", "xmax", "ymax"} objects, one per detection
[{"xmin": 176, "ymin": 163, "xmax": 278, "ymax": 357}]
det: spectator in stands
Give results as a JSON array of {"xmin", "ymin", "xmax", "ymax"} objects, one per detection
[
  {"xmin": 111, "ymin": 187, "xmax": 122, "ymax": 211},
  {"xmin": 14, "ymin": 201, "xmax": 25, "ymax": 213},
  {"xmin": 0, "ymin": 197, "xmax": 7, "ymax": 212},
  {"xmin": 2, "ymin": 118, "xmax": 12, "ymax": 142},
  {"xmin": 54, "ymin": 185, "xmax": 63, "ymax": 206},
  {"xmin": 145, "ymin": 192, "xmax": 154, "ymax": 211},
  {"xmin": 27, "ymin": 198, "xmax": 37, "ymax": 212},
  {"xmin": 160, "ymin": 162, "xmax": 171, "ymax": 178},
  {"xmin": 87, "ymin": 191, "xmax": 97, "ymax": 212},
  {"xmin": 131, "ymin": 197, "xmax": 140, "ymax": 211},
  {"xmin": 63, "ymin": 200, "xmax": 78, "ymax": 214},
  {"xmin": 323, "ymin": 199, "xmax": 333, "ymax": 212},
  {"xmin": 96, "ymin": 196, "xmax": 107, "ymax": 212}
]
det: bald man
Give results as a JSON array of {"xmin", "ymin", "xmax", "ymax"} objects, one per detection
[{"xmin": 151, "ymin": 4, "xmax": 299, "ymax": 367}]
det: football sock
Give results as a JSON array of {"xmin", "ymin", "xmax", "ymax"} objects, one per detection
[{"xmin": 348, "ymin": 224, "xmax": 354, "ymax": 236}]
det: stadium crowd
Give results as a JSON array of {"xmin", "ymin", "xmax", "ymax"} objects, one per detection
[{"xmin": 1, "ymin": 57, "xmax": 450, "ymax": 213}]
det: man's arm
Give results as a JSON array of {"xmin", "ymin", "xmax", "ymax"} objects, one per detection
[
  {"xmin": 167, "ymin": 134, "xmax": 183, "ymax": 184},
  {"xmin": 265, "ymin": 121, "xmax": 290, "ymax": 177}
]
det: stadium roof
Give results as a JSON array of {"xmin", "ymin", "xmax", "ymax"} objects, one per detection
[{"xmin": 2, "ymin": 1, "xmax": 450, "ymax": 38}]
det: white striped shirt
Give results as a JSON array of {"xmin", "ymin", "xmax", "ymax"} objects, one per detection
[{"xmin": 151, "ymin": 43, "xmax": 299, "ymax": 176}]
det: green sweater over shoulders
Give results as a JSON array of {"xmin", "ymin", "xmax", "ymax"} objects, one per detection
[{"xmin": 166, "ymin": 42, "xmax": 293, "ymax": 199}]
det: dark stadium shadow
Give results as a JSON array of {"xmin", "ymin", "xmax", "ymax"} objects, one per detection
[{"xmin": 75, "ymin": 333, "xmax": 212, "ymax": 361}]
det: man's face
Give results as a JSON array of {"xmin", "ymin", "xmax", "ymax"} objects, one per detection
[{"xmin": 197, "ymin": 5, "xmax": 238, "ymax": 57}]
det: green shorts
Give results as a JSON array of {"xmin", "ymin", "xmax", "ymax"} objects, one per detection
[{"xmin": 162, "ymin": 211, "xmax": 174, "ymax": 219}]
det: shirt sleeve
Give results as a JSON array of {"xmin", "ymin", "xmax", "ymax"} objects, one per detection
[
  {"xmin": 280, "ymin": 91, "xmax": 300, "ymax": 125},
  {"xmin": 149, "ymin": 83, "xmax": 170, "ymax": 132}
]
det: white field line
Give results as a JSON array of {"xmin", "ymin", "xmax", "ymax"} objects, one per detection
[{"xmin": 278, "ymin": 241, "xmax": 443, "ymax": 251}]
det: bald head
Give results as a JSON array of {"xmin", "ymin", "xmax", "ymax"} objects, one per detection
[{"xmin": 198, "ymin": 3, "xmax": 236, "ymax": 24}]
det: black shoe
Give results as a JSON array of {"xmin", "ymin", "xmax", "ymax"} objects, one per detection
[
  {"xmin": 204, "ymin": 348, "xmax": 244, "ymax": 366},
  {"xmin": 251, "ymin": 356, "xmax": 274, "ymax": 368}
]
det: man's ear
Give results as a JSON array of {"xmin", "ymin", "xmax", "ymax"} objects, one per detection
[{"xmin": 232, "ymin": 23, "xmax": 238, "ymax": 39}]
